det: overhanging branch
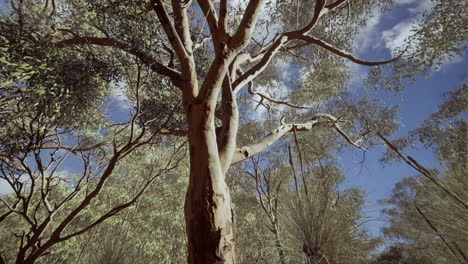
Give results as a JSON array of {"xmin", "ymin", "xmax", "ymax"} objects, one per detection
[
  {"xmin": 378, "ymin": 133, "xmax": 468, "ymax": 211},
  {"xmin": 295, "ymin": 35, "xmax": 402, "ymax": 66},
  {"xmin": 232, "ymin": 114, "xmax": 366, "ymax": 164},
  {"xmin": 55, "ymin": 37, "xmax": 183, "ymax": 88}
]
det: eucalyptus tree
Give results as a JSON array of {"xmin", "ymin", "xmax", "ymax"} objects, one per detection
[
  {"xmin": 55, "ymin": 147, "xmax": 188, "ymax": 264},
  {"xmin": 2, "ymin": 0, "xmax": 466, "ymax": 263}
]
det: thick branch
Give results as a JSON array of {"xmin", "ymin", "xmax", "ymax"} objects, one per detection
[
  {"xmin": 150, "ymin": 0, "xmax": 190, "ymax": 60},
  {"xmin": 217, "ymin": 73, "xmax": 238, "ymax": 174},
  {"xmin": 153, "ymin": 0, "xmax": 199, "ymax": 106},
  {"xmin": 172, "ymin": 0, "xmax": 194, "ymax": 55},
  {"xmin": 232, "ymin": 119, "xmax": 320, "ymax": 164},
  {"xmin": 233, "ymin": 35, "xmax": 288, "ymax": 92},
  {"xmin": 232, "ymin": 32, "xmax": 400, "ymax": 93},
  {"xmin": 229, "ymin": 0, "xmax": 265, "ymax": 51},
  {"xmin": 298, "ymin": 0, "xmax": 327, "ymax": 35},
  {"xmin": 219, "ymin": 0, "xmax": 228, "ymax": 35}
]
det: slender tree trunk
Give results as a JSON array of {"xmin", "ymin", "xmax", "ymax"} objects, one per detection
[
  {"xmin": 271, "ymin": 219, "xmax": 286, "ymax": 264},
  {"xmin": 185, "ymin": 104, "xmax": 237, "ymax": 264}
]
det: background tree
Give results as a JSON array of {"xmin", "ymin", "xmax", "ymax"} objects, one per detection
[{"xmin": 378, "ymin": 165, "xmax": 467, "ymax": 264}]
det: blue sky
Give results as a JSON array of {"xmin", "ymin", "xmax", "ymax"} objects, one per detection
[{"xmin": 337, "ymin": 0, "xmax": 466, "ymax": 237}]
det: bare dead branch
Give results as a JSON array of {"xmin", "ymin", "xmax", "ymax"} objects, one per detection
[
  {"xmin": 415, "ymin": 205, "xmax": 464, "ymax": 264},
  {"xmin": 378, "ymin": 132, "xmax": 468, "ymax": 211}
]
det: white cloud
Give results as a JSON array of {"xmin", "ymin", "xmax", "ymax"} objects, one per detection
[
  {"xmin": 381, "ymin": 0, "xmax": 433, "ymax": 54},
  {"xmin": 357, "ymin": 0, "xmax": 433, "ymax": 55},
  {"xmin": 393, "ymin": 0, "xmax": 433, "ymax": 12},
  {"xmin": 110, "ymin": 85, "xmax": 128, "ymax": 103},
  {"xmin": 386, "ymin": 0, "xmax": 434, "ymax": 51},
  {"xmin": 382, "ymin": 20, "xmax": 417, "ymax": 52},
  {"xmin": 356, "ymin": 8, "xmax": 385, "ymax": 53}
]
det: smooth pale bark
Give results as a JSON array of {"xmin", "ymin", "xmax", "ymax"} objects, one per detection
[
  {"xmin": 185, "ymin": 103, "xmax": 237, "ymax": 264},
  {"xmin": 231, "ymin": 120, "xmax": 320, "ymax": 164},
  {"xmin": 184, "ymin": 53, "xmax": 238, "ymax": 262}
]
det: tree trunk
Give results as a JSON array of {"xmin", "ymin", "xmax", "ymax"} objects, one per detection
[
  {"xmin": 185, "ymin": 104, "xmax": 237, "ymax": 264},
  {"xmin": 271, "ymin": 219, "xmax": 286, "ymax": 264}
]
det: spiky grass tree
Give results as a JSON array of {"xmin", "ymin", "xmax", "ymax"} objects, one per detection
[{"xmin": 282, "ymin": 171, "xmax": 377, "ymax": 264}]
